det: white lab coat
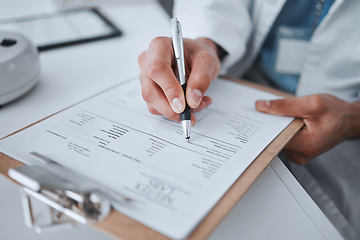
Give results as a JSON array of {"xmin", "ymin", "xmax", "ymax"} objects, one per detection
[
  {"xmin": 174, "ymin": 1, "xmax": 360, "ymax": 239},
  {"xmin": 174, "ymin": 0, "xmax": 360, "ymax": 102}
]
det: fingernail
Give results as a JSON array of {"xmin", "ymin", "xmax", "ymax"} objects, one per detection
[
  {"xmin": 188, "ymin": 89, "xmax": 202, "ymax": 107},
  {"xmin": 171, "ymin": 98, "xmax": 184, "ymax": 113},
  {"xmin": 256, "ymin": 100, "xmax": 270, "ymax": 110}
]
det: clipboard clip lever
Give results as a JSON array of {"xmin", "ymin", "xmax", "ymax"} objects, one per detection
[{"xmin": 8, "ymin": 163, "xmax": 114, "ymax": 234}]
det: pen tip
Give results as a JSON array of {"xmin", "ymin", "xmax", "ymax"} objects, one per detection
[{"xmin": 186, "ymin": 137, "xmax": 190, "ymax": 143}]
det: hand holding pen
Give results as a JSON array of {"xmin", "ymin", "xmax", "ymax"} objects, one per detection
[{"xmin": 138, "ymin": 19, "xmax": 221, "ymax": 140}]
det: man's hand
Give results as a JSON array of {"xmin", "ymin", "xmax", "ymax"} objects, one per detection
[
  {"xmin": 256, "ymin": 94, "xmax": 360, "ymax": 164},
  {"xmin": 138, "ymin": 37, "xmax": 221, "ymax": 125}
]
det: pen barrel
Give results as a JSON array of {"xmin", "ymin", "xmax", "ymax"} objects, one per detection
[{"xmin": 180, "ymin": 83, "xmax": 191, "ymax": 121}]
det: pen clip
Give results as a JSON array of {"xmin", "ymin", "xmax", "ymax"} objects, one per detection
[
  {"xmin": 171, "ymin": 18, "xmax": 183, "ymax": 60},
  {"xmin": 171, "ymin": 18, "xmax": 186, "ymax": 85}
]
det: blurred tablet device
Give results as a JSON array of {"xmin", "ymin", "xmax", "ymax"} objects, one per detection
[{"xmin": 0, "ymin": 8, "xmax": 122, "ymax": 51}]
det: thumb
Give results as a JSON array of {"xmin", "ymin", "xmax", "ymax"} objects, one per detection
[{"xmin": 255, "ymin": 97, "xmax": 310, "ymax": 117}]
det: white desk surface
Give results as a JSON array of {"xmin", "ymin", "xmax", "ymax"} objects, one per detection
[{"xmin": 0, "ymin": 1, "xmax": 343, "ymax": 239}]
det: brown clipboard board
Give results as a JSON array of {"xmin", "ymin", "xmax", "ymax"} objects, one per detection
[{"xmin": 0, "ymin": 76, "xmax": 304, "ymax": 240}]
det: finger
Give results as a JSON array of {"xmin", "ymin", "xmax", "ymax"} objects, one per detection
[
  {"xmin": 146, "ymin": 38, "xmax": 185, "ymax": 113},
  {"xmin": 186, "ymin": 52, "xmax": 220, "ymax": 109},
  {"xmin": 147, "ymin": 106, "xmax": 161, "ymax": 115},
  {"xmin": 191, "ymin": 97, "xmax": 212, "ymax": 126},
  {"xmin": 283, "ymin": 149, "xmax": 311, "ymax": 165},
  {"xmin": 192, "ymin": 96, "xmax": 212, "ymax": 113},
  {"xmin": 285, "ymin": 126, "xmax": 310, "ymax": 151},
  {"xmin": 255, "ymin": 96, "xmax": 318, "ymax": 118},
  {"xmin": 191, "ymin": 112, "xmax": 197, "ymax": 126},
  {"xmin": 285, "ymin": 123, "xmax": 324, "ymax": 160},
  {"xmin": 140, "ymin": 73, "xmax": 180, "ymax": 122}
]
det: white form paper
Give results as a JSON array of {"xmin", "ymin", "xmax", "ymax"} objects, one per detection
[{"xmin": 0, "ymin": 77, "xmax": 293, "ymax": 239}]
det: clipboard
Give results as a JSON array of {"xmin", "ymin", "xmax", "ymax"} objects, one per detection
[{"xmin": 0, "ymin": 76, "xmax": 303, "ymax": 240}]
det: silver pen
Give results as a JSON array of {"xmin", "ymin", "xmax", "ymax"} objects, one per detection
[{"xmin": 171, "ymin": 18, "xmax": 191, "ymax": 141}]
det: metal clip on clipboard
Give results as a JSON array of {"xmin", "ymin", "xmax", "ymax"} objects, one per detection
[{"xmin": 8, "ymin": 152, "xmax": 130, "ymax": 234}]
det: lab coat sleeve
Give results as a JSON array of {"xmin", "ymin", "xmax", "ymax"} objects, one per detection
[{"xmin": 173, "ymin": 0, "xmax": 253, "ymax": 72}]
